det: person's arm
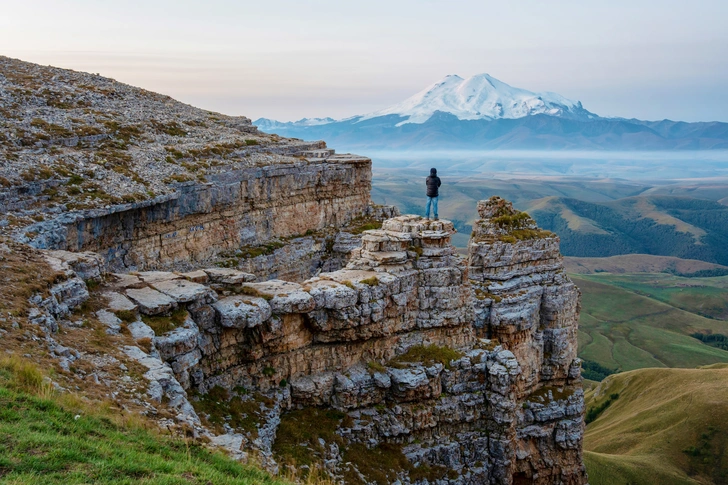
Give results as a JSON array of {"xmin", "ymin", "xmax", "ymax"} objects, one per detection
[{"xmin": 437, "ymin": 177, "xmax": 441, "ymax": 188}]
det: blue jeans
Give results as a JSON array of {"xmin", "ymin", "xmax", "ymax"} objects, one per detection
[{"xmin": 426, "ymin": 196, "xmax": 438, "ymax": 219}]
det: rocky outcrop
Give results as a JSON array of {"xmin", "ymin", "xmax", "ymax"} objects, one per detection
[
  {"xmin": 469, "ymin": 197, "xmax": 586, "ymax": 483},
  {"xmin": 0, "ymin": 57, "xmax": 394, "ymax": 279},
  {"xmin": 19, "ymin": 153, "xmax": 378, "ymax": 275},
  {"xmin": 3, "ymin": 57, "xmax": 586, "ymax": 485},
  {"xmin": 77, "ymin": 205, "xmax": 586, "ymax": 484}
]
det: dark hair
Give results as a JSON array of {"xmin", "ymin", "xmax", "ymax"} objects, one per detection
[{"xmin": 430, "ymin": 168, "xmax": 437, "ymax": 175}]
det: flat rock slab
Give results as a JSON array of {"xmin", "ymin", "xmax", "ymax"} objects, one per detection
[
  {"xmin": 203, "ymin": 268, "xmax": 256, "ymax": 285},
  {"xmin": 305, "ymin": 280, "xmax": 358, "ymax": 310},
  {"xmin": 126, "ymin": 287, "xmax": 177, "ymax": 315},
  {"xmin": 151, "ymin": 279, "xmax": 216, "ymax": 303},
  {"xmin": 96, "ymin": 309, "xmax": 121, "ymax": 334},
  {"xmin": 361, "ymin": 250, "xmax": 408, "ymax": 264},
  {"xmin": 179, "ymin": 270, "xmax": 209, "ymax": 283},
  {"xmin": 46, "ymin": 250, "xmax": 105, "ymax": 281},
  {"xmin": 103, "ymin": 291, "xmax": 137, "ymax": 312},
  {"xmin": 382, "ymin": 216, "xmax": 455, "ymax": 234},
  {"xmin": 137, "ymin": 271, "xmax": 183, "ymax": 284},
  {"xmin": 109, "ymin": 273, "xmax": 146, "ymax": 289},
  {"xmin": 153, "ymin": 319, "xmax": 199, "ymax": 360},
  {"xmin": 213, "ymin": 296, "xmax": 271, "ymax": 328},
  {"xmin": 209, "ymin": 434, "xmax": 248, "ymax": 461}
]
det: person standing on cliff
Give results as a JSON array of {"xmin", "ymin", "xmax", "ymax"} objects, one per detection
[{"xmin": 425, "ymin": 167, "xmax": 441, "ymax": 220}]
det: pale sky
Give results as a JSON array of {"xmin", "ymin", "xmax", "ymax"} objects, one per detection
[{"xmin": 3, "ymin": 0, "xmax": 728, "ymax": 122}]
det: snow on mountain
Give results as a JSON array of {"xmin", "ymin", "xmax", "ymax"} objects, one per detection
[
  {"xmin": 254, "ymin": 117, "xmax": 336, "ymax": 131},
  {"xmin": 359, "ymin": 73, "xmax": 593, "ymax": 125}
]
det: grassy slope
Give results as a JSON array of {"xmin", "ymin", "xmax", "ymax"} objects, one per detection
[
  {"xmin": 0, "ymin": 355, "xmax": 290, "ymax": 485},
  {"xmin": 579, "ymin": 273, "xmax": 728, "ymax": 320},
  {"xmin": 574, "ymin": 274, "xmax": 728, "ymax": 371},
  {"xmin": 0, "ymin": 388, "xmax": 287, "ymax": 485},
  {"xmin": 584, "ymin": 365, "xmax": 728, "ymax": 485},
  {"xmin": 564, "ymin": 254, "xmax": 728, "ymax": 276}
]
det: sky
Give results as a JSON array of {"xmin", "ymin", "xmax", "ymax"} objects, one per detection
[{"xmin": 2, "ymin": 0, "xmax": 728, "ymax": 122}]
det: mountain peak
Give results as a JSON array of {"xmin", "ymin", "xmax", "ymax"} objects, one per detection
[{"xmin": 360, "ymin": 73, "xmax": 593, "ymax": 125}]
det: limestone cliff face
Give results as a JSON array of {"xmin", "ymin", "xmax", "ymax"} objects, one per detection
[
  {"xmin": 0, "ymin": 57, "xmax": 387, "ymax": 279},
  {"xmin": 23, "ymin": 153, "xmax": 376, "ymax": 275},
  {"xmin": 469, "ymin": 197, "xmax": 585, "ymax": 483},
  {"xmin": 2, "ymin": 57, "xmax": 585, "ymax": 483},
  {"xmin": 91, "ymin": 204, "xmax": 586, "ymax": 484}
]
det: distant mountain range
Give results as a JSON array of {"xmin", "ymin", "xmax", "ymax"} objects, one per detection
[{"xmin": 255, "ymin": 74, "xmax": 728, "ymax": 150}]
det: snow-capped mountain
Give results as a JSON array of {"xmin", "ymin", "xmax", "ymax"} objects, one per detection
[
  {"xmin": 359, "ymin": 73, "xmax": 594, "ymax": 125},
  {"xmin": 253, "ymin": 74, "xmax": 728, "ymax": 150},
  {"xmin": 254, "ymin": 117, "xmax": 336, "ymax": 131}
]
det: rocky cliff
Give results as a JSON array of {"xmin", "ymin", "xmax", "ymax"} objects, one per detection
[
  {"xmin": 1, "ymin": 57, "xmax": 586, "ymax": 484},
  {"xmin": 0, "ymin": 57, "xmax": 389, "ymax": 279},
  {"xmin": 17, "ymin": 204, "xmax": 586, "ymax": 484}
]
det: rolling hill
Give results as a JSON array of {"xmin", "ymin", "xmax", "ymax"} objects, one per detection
[
  {"xmin": 574, "ymin": 272, "xmax": 728, "ymax": 373},
  {"xmin": 564, "ymin": 254, "xmax": 728, "ymax": 277},
  {"xmin": 530, "ymin": 196, "xmax": 728, "ymax": 265},
  {"xmin": 584, "ymin": 364, "xmax": 728, "ymax": 485}
]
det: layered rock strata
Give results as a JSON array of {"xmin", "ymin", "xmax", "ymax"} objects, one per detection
[
  {"xmin": 469, "ymin": 197, "xmax": 586, "ymax": 483},
  {"xmin": 2, "ymin": 58, "xmax": 587, "ymax": 482},
  {"xmin": 79, "ymin": 206, "xmax": 586, "ymax": 484},
  {"xmin": 23, "ymin": 153, "xmax": 376, "ymax": 274},
  {"xmin": 0, "ymin": 57, "xmax": 391, "ymax": 278}
]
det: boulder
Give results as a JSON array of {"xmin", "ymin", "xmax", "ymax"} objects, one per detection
[
  {"xmin": 96, "ymin": 309, "xmax": 122, "ymax": 334},
  {"xmin": 153, "ymin": 318, "xmax": 200, "ymax": 360},
  {"xmin": 137, "ymin": 271, "xmax": 183, "ymax": 284},
  {"xmin": 203, "ymin": 268, "xmax": 256, "ymax": 285},
  {"xmin": 244, "ymin": 280, "xmax": 315, "ymax": 314}
]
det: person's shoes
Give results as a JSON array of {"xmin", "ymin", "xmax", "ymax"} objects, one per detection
[
  {"xmin": 434, "ymin": 217, "xmax": 439, "ymax": 221},
  {"xmin": 425, "ymin": 217, "xmax": 430, "ymax": 220}
]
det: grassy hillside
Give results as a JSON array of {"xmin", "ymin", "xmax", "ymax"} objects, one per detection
[
  {"xmin": 584, "ymin": 364, "xmax": 728, "ymax": 485},
  {"xmin": 565, "ymin": 254, "xmax": 728, "ymax": 277},
  {"xmin": 531, "ymin": 196, "xmax": 728, "ymax": 265},
  {"xmin": 0, "ymin": 357, "xmax": 290, "ymax": 485},
  {"xmin": 574, "ymin": 273, "xmax": 728, "ymax": 372}
]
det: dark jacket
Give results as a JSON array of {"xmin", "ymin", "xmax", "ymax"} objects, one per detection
[{"xmin": 426, "ymin": 170, "xmax": 441, "ymax": 197}]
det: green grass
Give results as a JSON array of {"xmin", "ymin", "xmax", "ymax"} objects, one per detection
[
  {"xmin": 141, "ymin": 308, "xmax": 188, "ymax": 336},
  {"xmin": 0, "ymin": 357, "xmax": 288, "ymax": 485},
  {"xmin": 366, "ymin": 361, "xmax": 386, "ymax": 373},
  {"xmin": 573, "ymin": 274, "xmax": 728, "ymax": 371},
  {"xmin": 359, "ymin": 276, "xmax": 379, "ymax": 287},
  {"xmin": 584, "ymin": 452, "xmax": 701, "ymax": 485},
  {"xmin": 584, "ymin": 366, "xmax": 728, "ymax": 484},
  {"xmin": 579, "ymin": 273, "xmax": 728, "ymax": 320},
  {"xmin": 272, "ymin": 408, "xmax": 346, "ymax": 467}
]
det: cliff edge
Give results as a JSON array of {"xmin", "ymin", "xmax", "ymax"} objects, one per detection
[{"xmin": 0, "ymin": 57, "xmax": 586, "ymax": 484}]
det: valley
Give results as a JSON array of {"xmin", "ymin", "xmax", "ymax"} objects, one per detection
[{"xmin": 573, "ymin": 273, "xmax": 728, "ymax": 372}]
